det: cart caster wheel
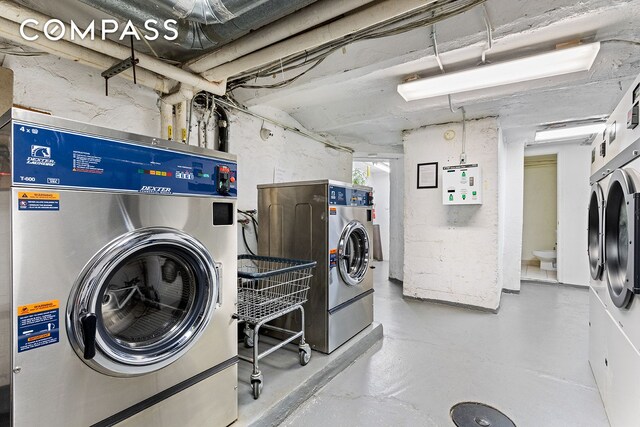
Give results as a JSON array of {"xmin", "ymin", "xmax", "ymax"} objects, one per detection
[
  {"xmin": 244, "ymin": 334, "xmax": 254, "ymax": 348},
  {"xmin": 251, "ymin": 380, "xmax": 262, "ymax": 399},
  {"xmin": 299, "ymin": 344, "xmax": 311, "ymax": 366},
  {"xmin": 299, "ymin": 349, "xmax": 311, "ymax": 366}
]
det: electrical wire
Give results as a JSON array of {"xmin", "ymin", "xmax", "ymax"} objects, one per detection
[
  {"xmin": 227, "ymin": 0, "xmax": 487, "ymax": 91},
  {"xmin": 238, "ymin": 210, "xmax": 259, "ymax": 256}
]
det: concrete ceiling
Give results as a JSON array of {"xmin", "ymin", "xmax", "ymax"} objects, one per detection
[{"xmin": 232, "ymin": 0, "xmax": 640, "ymax": 156}]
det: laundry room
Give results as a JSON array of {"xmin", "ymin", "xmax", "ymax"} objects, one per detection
[{"xmin": 0, "ymin": 1, "xmax": 639, "ymax": 426}]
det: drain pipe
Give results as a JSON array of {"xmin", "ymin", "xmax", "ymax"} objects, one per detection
[
  {"xmin": 0, "ymin": 17, "xmax": 170, "ymax": 92},
  {"xmin": 0, "ymin": 0, "xmax": 226, "ymax": 95},
  {"xmin": 160, "ymin": 85, "xmax": 194, "ymax": 143}
]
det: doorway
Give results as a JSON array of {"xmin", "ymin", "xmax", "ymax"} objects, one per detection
[
  {"xmin": 521, "ymin": 154, "xmax": 558, "ymax": 282},
  {"xmin": 352, "ymin": 161, "xmax": 390, "ymax": 262}
]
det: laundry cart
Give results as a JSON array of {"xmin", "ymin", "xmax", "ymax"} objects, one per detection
[{"xmin": 235, "ymin": 255, "xmax": 316, "ymax": 399}]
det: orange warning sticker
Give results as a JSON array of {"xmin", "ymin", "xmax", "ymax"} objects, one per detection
[
  {"xmin": 18, "ymin": 300, "xmax": 59, "ymax": 316},
  {"xmin": 18, "ymin": 191, "xmax": 59, "ymax": 200},
  {"xmin": 28, "ymin": 333, "xmax": 51, "ymax": 342}
]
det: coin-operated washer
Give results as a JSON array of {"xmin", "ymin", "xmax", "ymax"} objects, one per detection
[
  {"xmin": 257, "ymin": 180, "xmax": 374, "ymax": 353},
  {"xmin": 588, "ymin": 73, "xmax": 640, "ymax": 427},
  {"xmin": 0, "ymin": 109, "xmax": 238, "ymax": 427}
]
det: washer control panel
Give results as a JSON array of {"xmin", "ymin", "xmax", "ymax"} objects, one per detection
[
  {"xmin": 329, "ymin": 185, "xmax": 372, "ymax": 207},
  {"xmin": 11, "ymin": 121, "xmax": 237, "ymax": 198}
]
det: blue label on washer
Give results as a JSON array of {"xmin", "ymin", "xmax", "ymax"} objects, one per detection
[
  {"xmin": 17, "ymin": 300, "xmax": 60, "ymax": 353},
  {"xmin": 18, "ymin": 199, "xmax": 59, "ymax": 211},
  {"xmin": 12, "ymin": 122, "xmax": 237, "ymax": 197},
  {"xmin": 329, "ymin": 185, "xmax": 371, "ymax": 206}
]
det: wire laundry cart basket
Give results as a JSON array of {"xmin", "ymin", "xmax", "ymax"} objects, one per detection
[{"xmin": 235, "ymin": 254, "xmax": 316, "ymax": 399}]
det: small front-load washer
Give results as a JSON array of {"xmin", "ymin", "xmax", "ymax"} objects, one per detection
[
  {"xmin": 0, "ymin": 109, "xmax": 238, "ymax": 426},
  {"xmin": 258, "ymin": 180, "xmax": 374, "ymax": 353}
]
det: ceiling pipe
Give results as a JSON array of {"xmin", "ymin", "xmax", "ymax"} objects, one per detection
[
  {"xmin": 200, "ymin": 0, "xmax": 441, "ymax": 81},
  {"xmin": 0, "ymin": 17, "xmax": 170, "ymax": 92},
  {"xmin": 0, "ymin": 0, "xmax": 226, "ymax": 95},
  {"xmin": 186, "ymin": 0, "xmax": 376, "ymax": 74}
]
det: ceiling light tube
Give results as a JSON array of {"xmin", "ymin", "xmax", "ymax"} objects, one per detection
[
  {"xmin": 397, "ymin": 43, "xmax": 601, "ymax": 102},
  {"xmin": 534, "ymin": 123, "xmax": 606, "ymax": 142}
]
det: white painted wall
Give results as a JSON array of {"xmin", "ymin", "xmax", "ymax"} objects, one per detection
[
  {"xmin": 403, "ymin": 118, "xmax": 502, "ymax": 311},
  {"xmin": 232, "ymin": 105, "xmax": 352, "ymax": 254},
  {"xmin": 525, "ymin": 143, "xmax": 591, "ymax": 286},
  {"xmin": 2, "ymin": 55, "xmax": 352, "ymax": 256},
  {"xmin": 500, "ymin": 139, "xmax": 525, "ymax": 292},
  {"xmin": 370, "ymin": 167, "xmax": 390, "ymax": 261},
  {"xmin": 522, "ymin": 156, "xmax": 557, "ymax": 261},
  {"xmin": 4, "ymin": 56, "xmax": 160, "ymax": 136},
  {"xmin": 389, "ymin": 157, "xmax": 405, "ymax": 282}
]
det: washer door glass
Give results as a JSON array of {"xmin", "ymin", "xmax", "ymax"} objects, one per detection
[
  {"xmin": 604, "ymin": 170, "xmax": 636, "ymax": 308},
  {"xmin": 588, "ymin": 183, "xmax": 605, "ymax": 280},
  {"xmin": 68, "ymin": 227, "xmax": 218, "ymax": 377},
  {"xmin": 337, "ymin": 220, "xmax": 370, "ymax": 286}
]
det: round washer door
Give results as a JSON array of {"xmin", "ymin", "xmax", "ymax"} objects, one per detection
[
  {"xmin": 604, "ymin": 169, "xmax": 639, "ymax": 308},
  {"xmin": 337, "ymin": 220, "xmax": 370, "ymax": 286},
  {"xmin": 67, "ymin": 227, "xmax": 218, "ymax": 377},
  {"xmin": 588, "ymin": 183, "xmax": 605, "ymax": 280}
]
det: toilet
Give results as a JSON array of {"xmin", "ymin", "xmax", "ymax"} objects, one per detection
[{"xmin": 533, "ymin": 249, "xmax": 557, "ymax": 271}]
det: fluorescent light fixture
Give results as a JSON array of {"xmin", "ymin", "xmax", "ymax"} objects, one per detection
[
  {"xmin": 534, "ymin": 122, "xmax": 606, "ymax": 142},
  {"xmin": 397, "ymin": 43, "xmax": 600, "ymax": 102}
]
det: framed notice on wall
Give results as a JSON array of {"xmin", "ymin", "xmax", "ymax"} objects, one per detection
[{"xmin": 417, "ymin": 162, "xmax": 438, "ymax": 189}]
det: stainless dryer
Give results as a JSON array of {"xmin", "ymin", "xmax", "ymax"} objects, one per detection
[
  {"xmin": 258, "ymin": 180, "xmax": 374, "ymax": 353},
  {"xmin": 0, "ymin": 109, "xmax": 238, "ymax": 426}
]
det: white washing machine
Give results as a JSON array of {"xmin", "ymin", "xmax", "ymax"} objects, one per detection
[
  {"xmin": 258, "ymin": 180, "xmax": 374, "ymax": 353},
  {"xmin": 0, "ymin": 109, "xmax": 238, "ymax": 426},
  {"xmin": 589, "ymin": 73, "xmax": 640, "ymax": 426}
]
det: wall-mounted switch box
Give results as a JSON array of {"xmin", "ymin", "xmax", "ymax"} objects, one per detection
[{"xmin": 442, "ymin": 163, "xmax": 482, "ymax": 205}]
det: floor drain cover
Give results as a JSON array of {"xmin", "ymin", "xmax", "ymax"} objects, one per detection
[{"xmin": 451, "ymin": 402, "xmax": 516, "ymax": 427}]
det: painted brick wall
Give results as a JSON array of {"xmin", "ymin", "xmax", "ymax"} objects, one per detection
[
  {"xmin": 2, "ymin": 55, "xmax": 352, "ymax": 256},
  {"xmin": 403, "ymin": 118, "xmax": 502, "ymax": 311}
]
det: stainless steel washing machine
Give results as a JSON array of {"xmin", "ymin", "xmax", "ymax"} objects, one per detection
[
  {"xmin": 588, "ymin": 73, "xmax": 640, "ymax": 426},
  {"xmin": 258, "ymin": 180, "xmax": 374, "ymax": 353},
  {"xmin": 0, "ymin": 109, "xmax": 238, "ymax": 426}
]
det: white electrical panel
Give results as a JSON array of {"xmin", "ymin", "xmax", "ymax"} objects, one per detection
[{"xmin": 442, "ymin": 163, "xmax": 482, "ymax": 205}]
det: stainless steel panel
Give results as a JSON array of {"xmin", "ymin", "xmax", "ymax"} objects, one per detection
[
  {"xmin": 327, "ymin": 293, "xmax": 374, "ymax": 354},
  {"xmin": 258, "ymin": 182, "xmax": 329, "ymax": 352},
  {"xmin": 11, "ymin": 189, "xmax": 237, "ymax": 426},
  {"xmin": 0, "ymin": 190, "xmax": 10, "ymax": 422},
  {"xmin": 116, "ymin": 364, "xmax": 238, "ymax": 427}
]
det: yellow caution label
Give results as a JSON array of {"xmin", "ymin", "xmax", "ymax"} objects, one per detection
[
  {"xmin": 168, "ymin": 125, "xmax": 173, "ymax": 140},
  {"xmin": 18, "ymin": 192, "xmax": 59, "ymax": 200},
  {"xmin": 18, "ymin": 300, "xmax": 59, "ymax": 316}
]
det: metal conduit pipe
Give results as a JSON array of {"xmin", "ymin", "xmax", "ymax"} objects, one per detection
[
  {"xmin": 160, "ymin": 85, "xmax": 194, "ymax": 143},
  {"xmin": 201, "ymin": 0, "xmax": 443, "ymax": 81},
  {"xmin": 0, "ymin": 0, "xmax": 226, "ymax": 95},
  {"xmin": 0, "ymin": 17, "xmax": 170, "ymax": 93},
  {"xmin": 186, "ymin": 0, "xmax": 376, "ymax": 73}
]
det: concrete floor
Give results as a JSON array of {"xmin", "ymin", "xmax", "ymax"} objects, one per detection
[{"xmin": 282, "ymin": 262, "xmax": 609, "ymax": 426}]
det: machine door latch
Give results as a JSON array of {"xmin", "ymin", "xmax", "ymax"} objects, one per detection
[{"xmin": 80, "ymin": 313, "xmax": 97, "ymax": 360}]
